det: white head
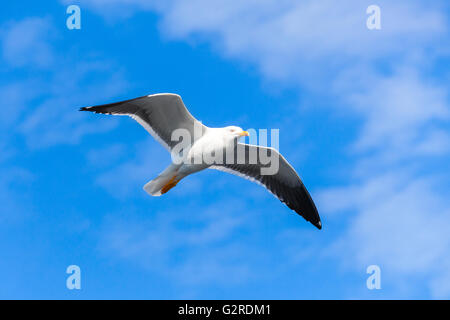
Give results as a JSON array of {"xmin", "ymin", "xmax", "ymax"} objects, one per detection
[{"xmin": 223, "ymin": 126, "xmax": 249, "ymax": 140}]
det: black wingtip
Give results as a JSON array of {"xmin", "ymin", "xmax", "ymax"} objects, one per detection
[
  {"xmin": 313, "ymin": 220, "xmax": 322, "ymax": 230},
  {"xmin": 79, "ymin": 107, "xmax": 89, "ymax": 111}
]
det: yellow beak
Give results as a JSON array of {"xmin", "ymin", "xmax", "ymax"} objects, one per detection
[{"xmin": 239, "ymin": 130, "xmax": 250, "ymax": 137}]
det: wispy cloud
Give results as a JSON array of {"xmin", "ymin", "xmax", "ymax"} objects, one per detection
[
  {"xmin": 1, "ymin": 17, "xmax": 54, "ymax": 68},
  {"xmin": 342, "ymin": 69, "xmax": 450, "ymax": 155},
  {"xmin": 0, "ymin": 166, "xmax": 34, "ymax": 225},
  {"xmin": 0, "ymin": 17, "xmax": 128, "ymax": 148},
  {"xmin": 98, "ymin": 199, "xmax": 254, "ymax": 288},
  {"xmin": 321, "ymin": 171, "xmax": 450, "ymax": 298},
  {"xmin": 94, "ymin": 140, "xmax": 169, "ymax": 198}
]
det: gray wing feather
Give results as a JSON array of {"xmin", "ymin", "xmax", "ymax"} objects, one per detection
[
  {"xmin": 212, "ymin": 143, "xmax": 321, "ymax": 229},
  {"xmin": 80, "ymin": 93, "xmax": 206, "ymax": 151}
]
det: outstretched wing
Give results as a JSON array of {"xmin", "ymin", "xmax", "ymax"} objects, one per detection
[
  {"xmin": 211, "ymin": 143, "xmax": 321, "ymax": 229},
  {"xmin": 80, "ymin": 93, "xmax": 206, "ymax": 151}
]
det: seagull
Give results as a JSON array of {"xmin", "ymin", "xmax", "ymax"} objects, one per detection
[{"xmin": 80, "ymin": 93, "xmax": 322, "ymax": 229}]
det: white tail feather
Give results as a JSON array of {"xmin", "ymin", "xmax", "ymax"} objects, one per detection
[{"xmin": 143, "ymin": 164, "xmax": 180, "ymax": 196}]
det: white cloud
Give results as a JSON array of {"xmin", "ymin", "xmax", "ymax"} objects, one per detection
[
  {"xmin": 69, "ymin": 0, "xmax": 447, "ymax": 83},
  {"xmin": 323, "ymin": 172, "xmax": 450, "ymax": 298},
  {"xmin": 345, "ymin": 69, "xmax": 449, "ymax": 154}
]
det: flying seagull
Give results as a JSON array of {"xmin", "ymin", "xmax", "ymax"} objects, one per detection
[{"xmin": 80, "ymin": 93, "xmax": 321, "ymax": 229}]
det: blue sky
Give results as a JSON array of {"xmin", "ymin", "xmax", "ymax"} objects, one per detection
[{"xmin": 0, "ymin": 1, "xmax": 449, "ymax": 299}]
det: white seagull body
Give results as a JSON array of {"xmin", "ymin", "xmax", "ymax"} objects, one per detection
[{"xmin": 81, "ymin": 93, "xmax": 322, "ymax": 229}]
